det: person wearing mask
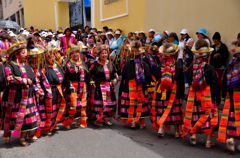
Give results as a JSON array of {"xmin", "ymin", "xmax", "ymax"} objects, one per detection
[
  {"xmin": 118, "ymin": 41, "xmax": 151, "ymax": 129},
  {"xmin": 182, "ymin": 40, "xmax": 219, "ymax": 148},
  {"xmin": 218, "ymin": 45, "xmax": 240, "ymax": 152}
]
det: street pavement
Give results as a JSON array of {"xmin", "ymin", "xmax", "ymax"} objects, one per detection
[{"xmin": 0, "ymin": 121, "xmax": 239, "ymax": 158}]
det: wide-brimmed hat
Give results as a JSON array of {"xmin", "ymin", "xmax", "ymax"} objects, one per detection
[
  {"xmin": 66, "ymin": 44, "xmax": 81, "ymax": 57},
  {"xmin": 159, "ymin": 43, "xmax": 179, "ymax": 56},
  {"xmin": 7, "ymin": 41, "xmax": 26, "ymax": 55},
  {"xmin": 191, "ymin": 40, "xmax": 214, "ymax": 54},
  {"xmin": 28, "ymin": 46, "xmax": 45, "ymax": 56},
  {"xmin": 106, "ymin": 31, "xmax": 114, "ymax": 36}
]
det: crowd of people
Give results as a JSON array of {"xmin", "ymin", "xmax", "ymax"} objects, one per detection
[{"xmin": 0, "ymin": 25, "xmax": 239, "ymax": 153}]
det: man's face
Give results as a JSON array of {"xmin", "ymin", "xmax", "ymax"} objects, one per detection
[
  {"xmin": 115, "ymin": 34, "xmax": 120, "ymax": 39},
  {"xmin": 148, "ymin": 32, "xmax": 154, "ymax": 38},
  {"xmin": 213, "ymin": 39, "xmax": 220, "ymax": 45}
]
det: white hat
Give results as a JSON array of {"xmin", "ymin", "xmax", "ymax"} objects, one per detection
[
  {"xmin": 106, "ymin": 32, "xmax": 114, "ymax": 36},
  {"xmin": 58, "ymin": 33, "xmax": 64, "ymax": 38},
  {"xmin": 47, "ymin": 32, "xmax": 53, "ymax": 36},
  {"xmin": 8, "ymin": 31, "xmax": 16, "ymax": 37},
  {"xmin": 40, "ymin": 31, "xmax": 48, "ymax": 37},
  {"xmin": 135, "ymin": 31, "xmax": 139, "ymax": 34},
  {"xmin": 163, "ymin": 30, "xmax": 170, "ymax": 36},
  {"xmin": 148, "ymin": 29, "xmax": 156, "ymax": 33},
  {"xmin": 22, "ymin": 30, "xmax": 30, "ymax": 36},
  {"xmin": 115, "ymin": 30, "xmax": 121, "ymax": 35},
  {"xmin": 180, "ymin": 28, "xmax": 188, "ymax": 35}
]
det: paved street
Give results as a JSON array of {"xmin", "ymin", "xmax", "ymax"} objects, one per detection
[{"xmin": 0, "ymin": 121, "xmax": 239, "ymax": 158}]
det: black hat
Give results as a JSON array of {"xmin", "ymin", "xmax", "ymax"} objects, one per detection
[{"xmin": 212, "ymin": 32, "xmax": 221, "ymax": 40}]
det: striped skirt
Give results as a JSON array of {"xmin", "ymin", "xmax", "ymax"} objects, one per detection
[
  {"xmin": 3, "ymin": 97, "xmax": 39, "ymax": 137},
  {"xmin": 118, "ymin": 80, "xmax": 150, "ymax": 123},
  {"xmin": 151, "ymin": 91, "xmax": 183, "ymax": 129},
  {"xmin": 191, "ymin": 100, "xmax": 218, "ymax": 134},
  {"xmin": 91, "ymin": 82, "xmax": 116, "ymax": 121}
]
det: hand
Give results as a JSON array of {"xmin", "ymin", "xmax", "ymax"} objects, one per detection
[
  {"xmin": 40, "ymin": 95, "xmax": 45, "ymax": 100},
  {"xmin": 111, "ymin": 79, "xmax": 117, "ymax": 87},
  {"xmin": 183, "ymin": 66, "xmax": 188, "ymax": 72},
  {"xmin": 75, "ymin": 66, "xmax": 79, "ymax": 73},
  {"xmin": 90, "ymin": 81, "xmax": 95, "ymax": 88},
  {"xmin": 15, "ymin": 76, "xmax": 22, "ymax": 81},
  {"xmin": 27, "ymin": 79, "xmax": 33, "ymax": 85}
]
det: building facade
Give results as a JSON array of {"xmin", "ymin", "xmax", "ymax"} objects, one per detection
[
  {"xmin": 91, "ymin": 0, "xmax": 240, "ymax": 44},
  {"xmin": 1, "ymin": 0, "xmax": 90, "ymax": 31},
  {"xmin": 1, "ymin": 0, "xmax": 24, "ymax": 27}
]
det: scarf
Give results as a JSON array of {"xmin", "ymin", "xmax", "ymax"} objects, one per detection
[
  {"xmin": 192, "ymin": 54, "xmax": 208, "ymax": 91},
  {"xmin": 146, "ymin": 53, "xmax": 157, "ymax": 72},
  {"xmin": 227, "ymin": 55, "xmax": 240, "ymax": 90},
  {"xmin": 134, "ymin": 58, "xmax": 145, "ymax": 85},
  {"xmin": 160, "ymin": 56, "xmax": 175, "ymax": 91}
]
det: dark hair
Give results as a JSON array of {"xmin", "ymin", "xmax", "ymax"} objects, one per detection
[
  {"xmin": 237, "ymin": 32, "xmax": 240, "ymax": 39},
  {"xmin": 212, "ymin": 32, "xmax": 221, "ymax": 41},
  {"xmin": 85, "ymin": 26, "xmax": 90, "ymax": 30},
  {"xmin": 195, "ymin": 39, "xmax": 208, "ymax": 50},
  {"xmin": 103, "ymin": 26, "xmax": 109, "ymax": 32},
  {"xmin": 169, "ymin": 32, "xmax": 179, "ymax": 42},
  {"xmin": 64, "ymin": 28, "xmax": 72, "ymax": 34},
  {"xmin": 27, "ymin": 37, "xmax": 35, "ymax": 49}
]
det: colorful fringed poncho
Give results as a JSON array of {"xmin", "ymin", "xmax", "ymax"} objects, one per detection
[
  {"xmin": 218, "ymin": 54, "xmax": 240, "ymax": 142},
  {"xmin": 182, "ymin": 55, "xmax": 219, "ymax": 137}
]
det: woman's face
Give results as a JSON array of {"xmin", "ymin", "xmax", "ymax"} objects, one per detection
[
  {"xmin": 71, "ymin": 51, "xmax": 80, "ymax": 61},
  {"xmin": 65, "ymin": 30, "xmax": 71, "ymax": 36},
  {"xmin": 180, "ymin": 34, "xmax": 187, "ymax": 40},
  {"xmin": 17, "ymin": 49, "xmax": 27, "ymax": 62},
  {"xmin": 107, "ymin": 34, "xmax": 113, "ymax": 39},
  {"xmin": 46, "ymin": 54, "xmax": 54, "ymax": 65},
  {"xmin": 99, "ymin": 50, "xmax": 108, "ymax": 61},
  {"xmin": 168, "ymin": 36, "xmax": 175, "ymax": 43},
  {"xmin": 197, "ymin": 33, "xmax": 204, "ymax": 40}
]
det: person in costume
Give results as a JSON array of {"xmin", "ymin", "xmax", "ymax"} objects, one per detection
[
  {"xmin": 118, "ymin": 41, "xmax": 151, "ymax": 129},
  {"xmin": 89, "ymin": 45, "xmax": 118, "ymax": 127},
  {"xmin": 217, "ymin": 45, "xmax": 240, "ymax": 152},
  {"xmin": 182, "ymin": 39, "xmax": 220, "ymax": 148},
  {"xmin": 143, "ymin": 44, "xmax": 161, "ymax": 117},
  {"xmin": 150, "ymin": 43, "xmax": 184, "ymax": 137},
  {"xmin": 0, "ymin": 58, "xmax": 6, "ymax": 130},
  {"xmin": 40, "ymin": 51, "xmax": 66, "ymax": 134},
  {"xmin": 2, "ymin": 42, "xmax": 40, "ymax": 146},
  {"xmin": 62, "ymin": 45, "xmax": 90, "ymax": 129},
  {"xmin": 26, "ymin": 37, "xmax": 46, "ymax": 139}
]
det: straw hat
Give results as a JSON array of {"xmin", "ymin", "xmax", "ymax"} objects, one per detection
[
  {"xmin": 7, "ymin": 41, "xmax": 26, "ymax": 55},
  {"xmin": 191, "ymin": 40, "xmax": 214, "ymax": 54},
  {"xmin": 158, "ymin": 43, "xmax": 179, "ymax": 56}
]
